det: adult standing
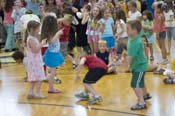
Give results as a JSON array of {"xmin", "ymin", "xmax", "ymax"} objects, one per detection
[{"xmin": 3, "ymin": 0, "xmax": 16, "ymax": 52}]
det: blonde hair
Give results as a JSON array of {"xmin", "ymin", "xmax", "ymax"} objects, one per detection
[
  {"xmin": 98, "ymin": 40, "xmax": 107, "ymax": 46},
  {"xmin": 64, "ymin": 14, "xmax": 73, "ymax": 23}
]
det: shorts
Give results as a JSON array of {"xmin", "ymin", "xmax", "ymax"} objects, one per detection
[
  {"xmin": 88, "ymin": 35, "xmax": 99, "ymax": 43},
  {"xmin": 166, "ymin": 27, "xmax": 175, "ymax": 40},
  {"xmin": 159, "ymin": 31, "xmax": 166, "ymax": 40},
  {"xmin": 102, "ymin": 36, "xmax": 115, "ymax": 48},
  {"xmin": 131, "ymin": 71, "xmax": 145, "ymax": 88},
  {"xmin": 14, "ymin": 32, "xmax": 22, "ymax": 40},
  {"xmin": 147, "ymin": 35, "xmax": 154, "ymax": 44},
  {"xmin": 60, "ymin": 42, "xmax": 68, "ymax": 57},
  {"xmin": 83, "ymin": 68, "xmax": 107, "ymax": 84}
]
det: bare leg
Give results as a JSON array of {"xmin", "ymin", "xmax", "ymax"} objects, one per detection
[
  {"xmin": 93, "ymin": 41, "xmax": 98, "ymax": 54},
  {"xmin": 133, "ymin": 88, "xmax": 145, "ymax": 104},
  {"xmin": 36, "ymin": 81, "xmax": 42, "ymax": 95},
  {"xmin": 167, "ymin": 39, "xmax": 171, "ymax": 55},
  {"xmin": 48, "ymin": 68, "xmax": 56, "ymax": 91},
  {"xmin": 28, "ymin": 81, "xmax": 35, "ymax": 95},
  {"xmin": 149, "ymin": 44, "xmax": 154, "ymax": 58},
  {"xmin": 83, "ymin": 83, "xmax": 100, "ymax": 98}
]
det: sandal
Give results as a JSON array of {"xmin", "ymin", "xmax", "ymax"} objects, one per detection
[
  {"xmin": 130, "ymin": 103, "xmax": 147, "ymax": 110},
  {"xmin": 33, "ymin": 94, "xmax": 46, "ymax": 99},
  {"xmin": 72, "ymin": 63, "xmax": 78, "ymax": 69},
  {"xmin": 153, "ymin": 69, "xmax": 165, "ymax": 75},
  {"xmin": 48, "ymin": 89, "xmax": 61, "ymax": 93},
  {"xmin": 163, "ymin": 78, "xmax": 175, "ymax": 84},
  {"xmin": 27, "ymin": 94, "xmax": 35, "ymax": 99}
]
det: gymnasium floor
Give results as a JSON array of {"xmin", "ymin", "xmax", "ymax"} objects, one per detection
[{"xmin": 0, "ymin": 41, "xmax": 175, "ymax": 116}]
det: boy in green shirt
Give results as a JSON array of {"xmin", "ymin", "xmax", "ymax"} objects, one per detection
[{"xmin": 126, "ymin": 20, "xmax": 151, "ymax": 110}]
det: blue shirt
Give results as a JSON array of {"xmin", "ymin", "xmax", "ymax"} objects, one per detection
[
  {"xmin": 25, "ymin": 0, "xmax": 40, "ymax": 15},
  {"xmin": 98, "ymin": 17, "xmax": 114, "ymax": 38}
]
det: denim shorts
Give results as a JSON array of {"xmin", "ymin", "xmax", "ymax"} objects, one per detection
[
  {"xmin": 102, "ymin": 36, "xmax": 115, "ymax": 48},
  {"xmin": 166, "ymin": 27, "xmax": 175, "ymax": 40},
  {"xmin": 159, "ymin": 31, "xmax": 166, "ymax": 40}
]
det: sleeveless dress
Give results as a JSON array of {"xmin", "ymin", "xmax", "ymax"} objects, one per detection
[
  {"xmin": 27, "ymin": 35, "xmax": 46, "ymax": 81},
  {"xmin": 43, "ymin": 39, "xmax": 64, "ymax": 68}
]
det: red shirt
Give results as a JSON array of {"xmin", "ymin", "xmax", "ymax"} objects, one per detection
[
  {"xmin": 153, "ymin": 12, "xmax": 166, "ymax": 33},
  {"xmin": 84, "ymin": 55, "xmax": 108, "ymax": 70},
  {"xmin": 59, "ymin": 23, "xmax": 70, "ymax": 42}
]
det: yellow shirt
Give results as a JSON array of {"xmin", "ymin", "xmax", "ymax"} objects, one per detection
[{"xmin": 136, "ymin": 0, "xmax": 141, "ymax": 12}]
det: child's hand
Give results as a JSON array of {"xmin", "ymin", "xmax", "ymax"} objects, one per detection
[
  {"xmin": 41, "ymin": 39, "xmax": 47, "ymax": 46},
  {"xmin": 58, "ymin": 29, "xmax": 64, "ymax": 35}
]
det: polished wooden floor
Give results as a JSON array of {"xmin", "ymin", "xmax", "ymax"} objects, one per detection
[{"xmin": 0, "ymin": 41, "xmax": 175, "ymax": 116}]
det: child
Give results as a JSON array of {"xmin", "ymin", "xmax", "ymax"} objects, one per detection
[
  {"xmin": 126, "ymin": 20, "xmax": 151, "ymax": 110},
  {"xmin": 114, "ymin": 9, "xmax": 128, "ymax": 56},
  {"xmin": 164, "ymin": 0, "xmax": 175, "ymax": 56},
  {"xmin": 26, "ymin": 20, "xmax": 46, "ymax": 99},
  {"xmin": 57, "ymin": 14, "xmax": 76, "ymax": 69},
  {"xmin": 74, "ymin": 5, "xmax": 91, "ymax": 56},
  {"xmin": 127, "ymin": 0, "xmax": 142, "ymax": 21},
  {"xmin": 75, "ymin": 54, "xmax": 107, "ymax": 105},
  {"xmin": 86, "ymin": 6, "xmax": 101, "ymax": 54},
  {"xmin": 98, "ymin": 7, "xmax": 115, "ymax": 50},
  {"xmin": 142, "ymin": 10, "xmax": 154, "ymax": 61},
  {"xmin": 96, "ymin": 40, "xmax": 116, "ymax": 74},
  {"xmin": 41, "ymin": 15, "xmax": 64, "ymax": 93},
  {"xmin": 153, "ymin": 2, "xmax": 168, "ymax": 64},
  {"xmin": 11, "ymin": 0, "xmax": 26, "ymax": 51},
  {"xmin": 98, "ymin": 7, "xmax": 116, "ymax": 63}
]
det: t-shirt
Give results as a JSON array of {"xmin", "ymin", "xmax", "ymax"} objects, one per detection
[
  {"xmin": 164, "ymin": 10, "xmax": 175, "ymax": 27},
  {"xmin": 59, "ymin": 23, "xmax": 70, "ymax": 42},
  {"xmin": 142, "ymin": 20, "xmax": 153, "ymax": 36},
  {"xmin": 84, "ymin": 55, "xmax": 108, "ymax": 70},
  {"xmin": 115, "ymin": 19, "xmax": 128, "ymax": 38},
  {"xmin": 20, "ymin": 14, "xmax": 40, "ymax": 30},
  {"xmin": 98, "ymin": 17, "xmax": 114, "ymax": 38},
  {"xmin": 96, "ymin": 51, "xmax": 110, "ymax": 65},
  {"xmin": 3, "ymin": 10, "xmax": 13, "ymax": 24},
  {"xmin": 128, "ymin": 10, "xmax": 142, "ymax": 21},
  {"xmin": 11, "ymin": 7, "xmax": 27, "ymax": 33},
  {"xmin": 127, "ymin": 33, "xmax": 148, "ymax": 72}
]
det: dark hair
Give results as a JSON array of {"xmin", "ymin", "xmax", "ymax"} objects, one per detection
[
  {"xmin": 115, "ymin": 9, "xmax": 126, "ymax": 23},
  {"xmin": 4, "ymin": 0, "xmax": 14, "ymax": 12},
  {"xmin": 127, "ymin": 0, "xmax": 137, "ymax": 8},
  {"xmin": 63, "ymin": 6, "xmax": 74, "ymax": 15},
  {"xmin": 142, "ymin": 35, "xmax": 149, "ymax": 47},
  {"xmin": 25, "ymin": 9, "xmax": 33, "ymax": 14},
  {"xmin": 84, "ymin": 4, "xmax": 91, "ymax": 12},
  {"xmin": 165, "ymin": 0, "xmax": 175, "ymax": 13},
  {"xmin": 157, "ymin": 3, "xmax": 164, "ymax": 11},
  {"xmin": 127, "ymin": 20, "xmax": 142, "ymax": 33},
  {"xmin": 45, "ymin": 0, "xmax": 56, "ymax": 6},
  {"xmin": 41, "ymin": 15, "xmax": 58, "ymax": 41},
  {"xmin": 27, "ymin": 20, "xmax": 40, "ymax": 32},
  {"xmin": 142, "ymin": 10, "xmax": 153, "ymax": 21},
  {"xmin": 12, "ymin": 51, "xmax": 24, "ymax": 61}
]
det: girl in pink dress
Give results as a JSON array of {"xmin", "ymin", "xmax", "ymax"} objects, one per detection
[{"xmin": 26, "ymin": 20, "xmax": 46, "ymax": 99}]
